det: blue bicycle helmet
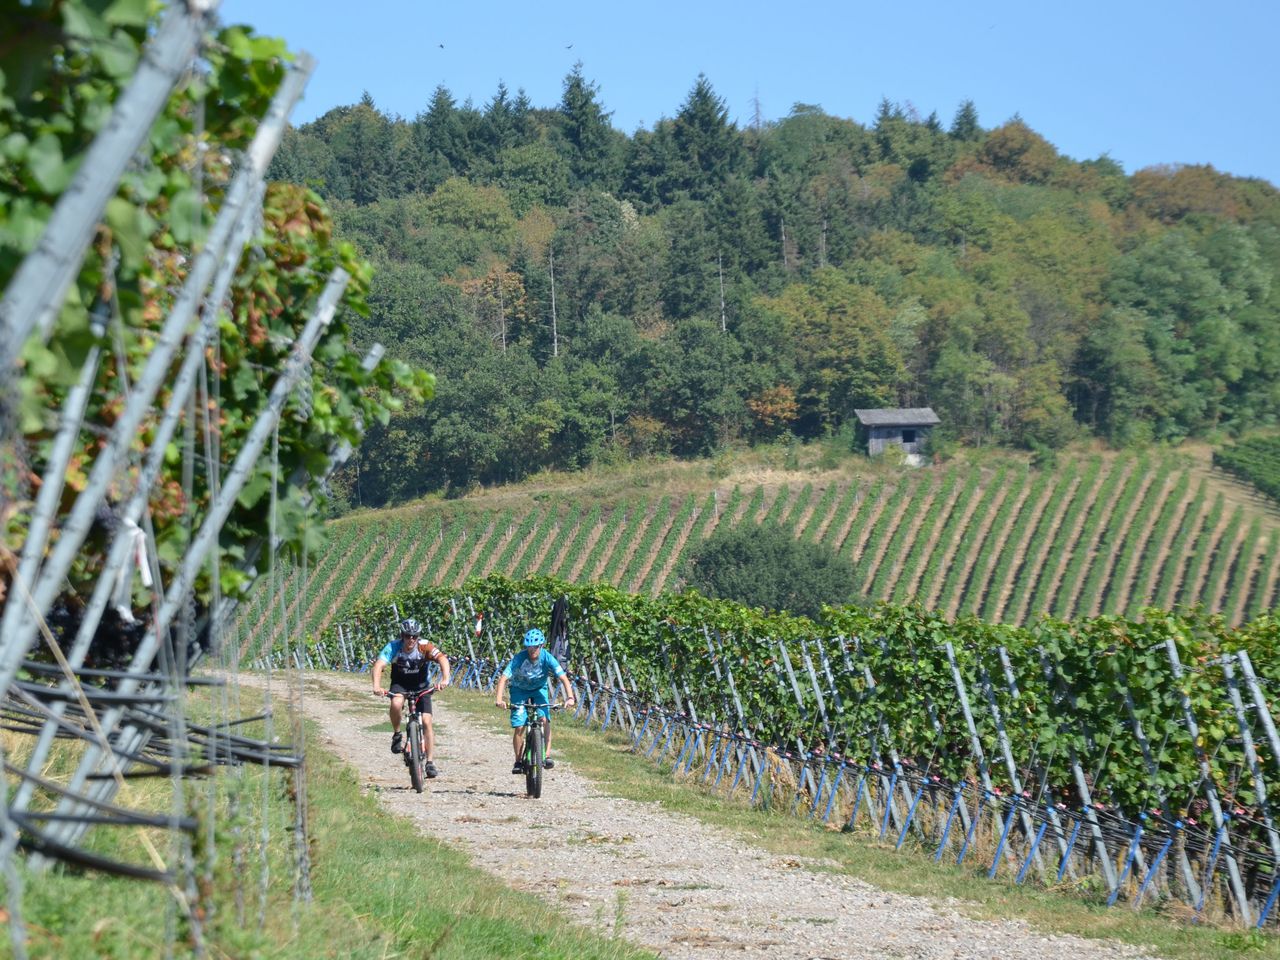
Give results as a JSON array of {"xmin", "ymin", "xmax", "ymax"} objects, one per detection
[{"xmin": 522, "ymin": 628, "xmax": 546, "ymax": 647}]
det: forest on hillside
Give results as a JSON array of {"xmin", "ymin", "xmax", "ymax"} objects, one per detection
[{"xmin": 266, "ymin": 67, "xmax": 1280, "ymax": 509}]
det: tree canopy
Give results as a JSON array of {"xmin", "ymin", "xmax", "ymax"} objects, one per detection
[
  {"xmin": 682, "ymin": 522, "xmax": 857, "ymax": 619},
  {"xmin": 263, "ymin": 70, "xmax": 1280, "ymax": 508}
]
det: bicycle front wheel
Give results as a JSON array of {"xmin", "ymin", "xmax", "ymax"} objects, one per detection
[
  {"xmin": 408, "ymin": 716, "xmax": 425, "ymax": 794},
  {"xmin": 524, "ymin": 722, "xmax": 543, "ymax": 799}
]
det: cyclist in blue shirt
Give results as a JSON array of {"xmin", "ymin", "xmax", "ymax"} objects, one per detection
[{"xmin": 494, "ymin": 628, "xmax": 575, "ymax": 774}]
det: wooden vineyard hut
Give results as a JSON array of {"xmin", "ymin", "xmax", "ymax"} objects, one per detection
[{"xmin": 854, "ymin": 407, "xmax": 940, "ymax": 458}]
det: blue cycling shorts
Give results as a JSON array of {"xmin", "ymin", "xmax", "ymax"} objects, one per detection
[{"xmin": 509, "ymin": 686, "xmax": 550, "ymax": 727}]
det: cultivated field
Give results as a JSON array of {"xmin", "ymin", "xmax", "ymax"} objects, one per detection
[{"xmin": 240, "ymin": 445, "xmax": 1280, "ymax": 646}]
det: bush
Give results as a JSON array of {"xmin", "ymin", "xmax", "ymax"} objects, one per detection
[
  {"xmin": 921, "ymin": 430, "xmax": 958, "ymax": 463},
  {"xmin": 1029, "ymin": 439, "xmax": 1058, "ymax": 471},
  {"xmin": 817, "ymin": 422, "xmax": 857, "ymax": 470},
  {"xmin": 681, "ymin": 521, "xmax": 857, "ymax": 618}
]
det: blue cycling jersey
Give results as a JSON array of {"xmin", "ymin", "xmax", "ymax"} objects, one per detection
[
  {"xmin": 502, "ymin": 649, "xmax": 566, "ymax": 692},
  {"xmin": 376, "ymin": 640, "xmax": 405, "ymax": 664}
]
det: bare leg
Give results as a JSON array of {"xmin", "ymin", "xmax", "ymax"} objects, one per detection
[
  {"xmin": 513, "ymin": 728, "xmax": 525, "ymax": 762},
  {"xmin": 423, "ymin": 714, "xmax": 435, "ymax": 761},
  {"xmin": 389, "ymin": 694, "xmax": 404, "ymax": 733}
]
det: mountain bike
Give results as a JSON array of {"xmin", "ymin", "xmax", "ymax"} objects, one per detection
[
  {"xmin": 504, "ymin": 698, "xmax": 564, "ymax": 799},
  {"xmin": 389, "ymin": 689, "xmax": 435, "ymax": 793}
]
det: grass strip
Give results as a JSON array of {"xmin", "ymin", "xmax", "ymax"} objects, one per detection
[{"xmin": 13, "ymin": 695, "xmax": 654, "ymax": 960}]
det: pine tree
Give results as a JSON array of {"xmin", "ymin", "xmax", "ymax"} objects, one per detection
[
  {"xmin": 329, "ymin": 92, "xmax": 393, "ymax": 203},
  {"xmin": 950, "ymin": 99, "xmax": 981, "ymax": 141},
  {"xmin": 412, "ymin": 85, "xmax": 470, "ymax": 188},
  {"xmin": 671, "ymin": 74, "xmax": 744, "ymax": 200},
  {"xmin": 558, "ymin": 62, "xmax": 618, "ymax": 188},
  {"xmin": 481, "ymin": 81, "xmax": 517, "ymax": 160}
]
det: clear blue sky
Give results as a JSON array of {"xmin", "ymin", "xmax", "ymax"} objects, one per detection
[{"xmin": 220, "ymin": 0, "xmax": 1279, "ymax": 186}]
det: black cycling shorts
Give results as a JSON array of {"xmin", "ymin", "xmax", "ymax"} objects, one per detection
[{"xmin": 389, "ymin": 684, "xmax": 433, "ymax": 713}]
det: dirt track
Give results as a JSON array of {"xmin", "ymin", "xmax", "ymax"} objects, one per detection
[{"xmin": 257, "ymin": 671, "xmax": 1158, "ymax": 960}]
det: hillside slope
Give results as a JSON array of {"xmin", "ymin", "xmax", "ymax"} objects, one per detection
[{"xmin": 239, "ymin": 445, "xmax": 1280, "ymax": 645}]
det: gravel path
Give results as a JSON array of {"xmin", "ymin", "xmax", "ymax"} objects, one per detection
[{"xmin": 259, "ymin": 672, "xmax": 1159, "ymax": 960}]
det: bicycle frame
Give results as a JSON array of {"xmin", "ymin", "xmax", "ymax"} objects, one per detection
[
  {"xmin": 389, "ymin": 689, "xmax": 433, "ymax": 794},
  {"xmin": 512, "ymin": 698, "xmax": 562, "ymax": 799}
]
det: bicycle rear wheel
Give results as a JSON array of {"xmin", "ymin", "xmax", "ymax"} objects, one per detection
[
  {"xmin": 524, "ymin": 722, "xmax": 543, "ymax": 799},
  {"xmin": 407, "ymin": 716, "xmax": 425, "ymax": 794}
]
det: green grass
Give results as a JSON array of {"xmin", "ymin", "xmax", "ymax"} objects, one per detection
[
  {"xmin": 7, "ymin": 700, "xmax": 655, "ymax": 960},
  {"xmin": 443, "ymin": 687, "xmax": 1277, "ymax": 960}
]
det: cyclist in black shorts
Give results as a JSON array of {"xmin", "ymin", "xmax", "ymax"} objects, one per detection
[{"xmin": 372, "ymin": 618, "xmax": 451, "ymax": 778}]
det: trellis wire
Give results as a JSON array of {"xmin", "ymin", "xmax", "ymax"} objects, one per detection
[
  {"xmin": 302, "ymin": 599, "xmax": 1280, "ymax": 929},
  {"xmin": 0, "ymin": 27, "xmax": 375, "ymax": 960}
]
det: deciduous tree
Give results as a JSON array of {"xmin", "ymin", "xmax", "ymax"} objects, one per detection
[{"xmin": 683, "ymin": 522, "xmax": 857, "ymax": 618}]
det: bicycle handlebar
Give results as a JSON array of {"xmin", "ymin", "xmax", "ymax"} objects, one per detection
[
  {"xmin": 496, "ymin": 698, "xmax": 568, "ymax": 710},
  {"xmin": 380, "ymin": 683, "xmax": 445, "ymax": 698}
]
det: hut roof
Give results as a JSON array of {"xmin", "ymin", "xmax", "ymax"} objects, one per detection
[{"xmin": 854, "ymin": 407, "xmax": 940, "ymax": 427}]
